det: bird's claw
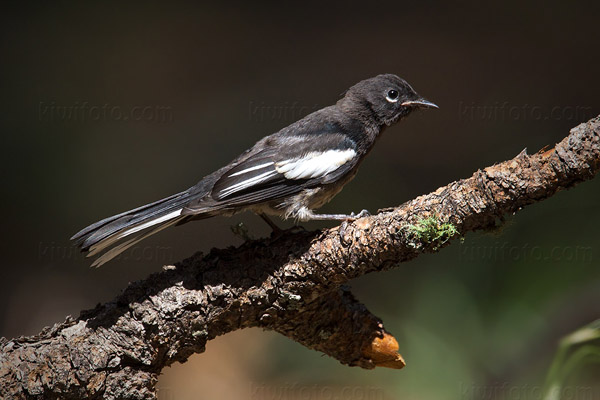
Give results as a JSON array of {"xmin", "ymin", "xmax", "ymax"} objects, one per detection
[
  {"xmin": 349, "ymin": 209, "xmax": 371, "ymax": 219},
  {"xmin": 288, "ymin": 225, "xmax": 306, "ymax": 234}
]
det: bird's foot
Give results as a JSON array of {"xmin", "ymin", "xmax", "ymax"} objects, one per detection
[
  {"xmin": 230, "ymin": 222, "xmax": 254, "ymax": 241},
  {"xmin": 288, "ymin": 225, "xmax": 307, "ymax": 234},
  {"xmin": 348, "ymin": 209, "xmax": 371, "ymax": 219}
]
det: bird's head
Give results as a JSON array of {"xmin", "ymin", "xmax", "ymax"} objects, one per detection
[{"xmin": 341, "ymin": 74, "xmax": 438, "ymax": 126}]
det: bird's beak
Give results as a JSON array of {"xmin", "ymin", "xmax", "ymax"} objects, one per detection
[{"xmin": 401, "ymin": 98, "xmax": 439, "ymax": 109}]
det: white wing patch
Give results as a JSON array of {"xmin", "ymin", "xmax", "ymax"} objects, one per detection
[
  {"xmin": 229, "ymin": 162, "xmax": 274, "ymax": 177},
  {"xmin": 275, "ymin": 149, "xmax": 356, "ymax": 180},
  {"xmin": 215, "ymin": 148, "xmax": 355, "ymax": 198},
  {"xmin": 218, "ymin": 169, "xmax": 278, "ymax": 198}
]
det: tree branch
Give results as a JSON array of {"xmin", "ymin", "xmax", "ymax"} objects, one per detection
[{"xmin": 1, "ymin": 116, "xmax": 599, "ymax": 400}]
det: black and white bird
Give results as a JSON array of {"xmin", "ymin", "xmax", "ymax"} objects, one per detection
[{"xmin": 72, "ymin": 74, "xmax": 437, "ymax": 266}]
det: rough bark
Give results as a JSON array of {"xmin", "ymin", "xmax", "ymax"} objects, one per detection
[{"xmin": 1, "ymin": 116, "xmax": 599, "ymax": 399}]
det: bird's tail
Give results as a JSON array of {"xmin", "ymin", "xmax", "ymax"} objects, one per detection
[{"xmin": 71, "ymin": 190, "xmax": 197, "ymax": 267}]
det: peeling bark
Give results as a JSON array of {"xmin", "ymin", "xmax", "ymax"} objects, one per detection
[{"xmin": 1, "ymin": 116, "xmax": 599, "ymax": 399}]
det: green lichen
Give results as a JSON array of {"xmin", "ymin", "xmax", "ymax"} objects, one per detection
[{"xmin": 406, "ymin": 216, "xmax": 460, "ymax": 250}]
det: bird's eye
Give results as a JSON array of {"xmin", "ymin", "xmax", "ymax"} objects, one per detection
[{"xmin": 386, "ymin": 89, "xmax": 399, "ymax": 103}]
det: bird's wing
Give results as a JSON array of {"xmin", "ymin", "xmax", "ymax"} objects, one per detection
[{"xmin": 183, "ymin": 132, "xmax": 358, "ymax": 213}]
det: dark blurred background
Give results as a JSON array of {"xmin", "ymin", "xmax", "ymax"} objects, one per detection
[{"xmin": 1, "ymin": 2, "xmax": 599, "ymax": 399}]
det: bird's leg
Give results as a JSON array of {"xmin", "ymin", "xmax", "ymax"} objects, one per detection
[
  {"xmin": 259, "ymin": 213, "xmax": 283, "ymax": 233},
  {"xmin": 299, "ymin": 208, "xmax": 371, "ymax": 221}
]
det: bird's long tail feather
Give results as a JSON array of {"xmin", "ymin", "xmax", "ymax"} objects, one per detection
[{"xmin": 71, "ymin": 190, "xmax": 197, "ymax": 267}]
